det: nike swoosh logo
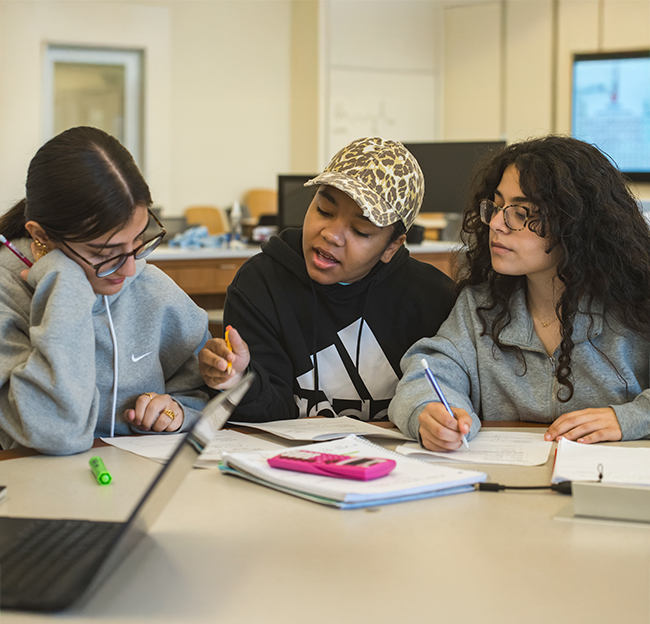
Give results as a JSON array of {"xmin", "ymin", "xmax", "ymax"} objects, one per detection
[{"xmin": 131, "ymin": 351, "xmax": 153, "ymax": 363}]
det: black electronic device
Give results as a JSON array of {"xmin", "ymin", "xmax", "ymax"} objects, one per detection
[
  {"xmin": 277, "ymin": 174, "xmax": 318, "ymax": 231},
  {"xmin": 402, "ymin": 141, "xmax": 506, "ymax": 214}
]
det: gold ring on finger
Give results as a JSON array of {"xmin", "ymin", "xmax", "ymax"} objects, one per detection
[{"xmin": 163, "ymin": 409, "xmax": 176, "ymax": 420}]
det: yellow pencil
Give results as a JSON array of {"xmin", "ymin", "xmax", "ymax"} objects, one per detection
[{"xmin": 225, "ymin": 327, "xmax": 233, "ymax": 374}]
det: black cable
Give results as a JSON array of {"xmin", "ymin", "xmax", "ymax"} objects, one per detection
[{"xmin": 477, "ymin": 481, "xmax": 573, "ymax": 495}]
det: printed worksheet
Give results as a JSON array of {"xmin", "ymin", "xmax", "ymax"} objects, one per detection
[
  {"xmin": 396, "ymin": 431, "xmax": 553, "ymax": 466},
  {"xmin": 102, "ymin": 430, "xmax": 284, "ymax": 469},
  {"xmin": 229, "ymin": 416, "xmax": 414, "ymax": 441}
]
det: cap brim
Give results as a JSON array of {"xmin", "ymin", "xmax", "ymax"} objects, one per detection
[{"xmin": 304, "ymin": 172, "xmax": 399, "ymax": 228}]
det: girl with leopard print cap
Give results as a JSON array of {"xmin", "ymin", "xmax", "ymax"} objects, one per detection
[{"xmin": 199, "ymin": 137, "xmax": 456, "ymax": 422}]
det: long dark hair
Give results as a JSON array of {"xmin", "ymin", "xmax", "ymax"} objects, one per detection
[
  {"xmin": 0, "ymin": 126, "xmax": 152, "ymax": 242},
  {"xmin": 458, "ymin": 135, "xmax": 650, "ymax": 401}
]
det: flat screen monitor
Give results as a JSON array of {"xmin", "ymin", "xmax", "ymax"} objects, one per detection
[
  {"xmin": 572, "ymin": 50, "xmax": 650, "ymax": 181},
  {"xmin": 403, "ymin": 141, "xmax": 506, "ymax": 214},
  {"xmin": 277, "ymin": 174, "xmax": 318, "ymax": 231}
]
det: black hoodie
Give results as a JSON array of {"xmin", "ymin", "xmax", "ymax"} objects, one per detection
[{"xmin": 224, "ymin": 228, "xmax": 456, "ymax": 422}]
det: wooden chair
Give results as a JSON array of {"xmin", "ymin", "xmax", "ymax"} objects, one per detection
[
  {"xmin": 184, "ymin": 206, "xmax": 226, "ymax": 235},
  {"xmin": 243, "ymin": 189, "xmax": 278, "ymax": 220}
]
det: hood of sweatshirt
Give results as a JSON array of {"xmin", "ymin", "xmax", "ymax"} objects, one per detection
[
  {"xmin": 261, "ymin": 227, "xmax": 412, "ymax": 410},
  {"xmin": 8, "ymin": 237, "xmax": 147, "ymax": 315},
  {"xmin": 90, "ymin": 258, "xmax": 148, "ymax": 314}
]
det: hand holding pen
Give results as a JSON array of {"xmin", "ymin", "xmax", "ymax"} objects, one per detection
[{"xmin": 418, "ymin": 359, "xmax": 471, "ymax": 452}]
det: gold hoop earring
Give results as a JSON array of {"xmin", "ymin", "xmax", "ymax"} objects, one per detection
[{"xmin": 34, "ymin": 240, "xmax": 49, "ymax": 261}]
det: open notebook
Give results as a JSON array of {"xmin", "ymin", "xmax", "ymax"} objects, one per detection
[{"xmin": 0, "ymin": 372, "xmax": 254, "ymax": 612}]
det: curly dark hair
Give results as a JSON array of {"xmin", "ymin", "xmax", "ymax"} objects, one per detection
[{"xmin": 457, "ymin": 135, "xmax": 650, "ymax": 401}]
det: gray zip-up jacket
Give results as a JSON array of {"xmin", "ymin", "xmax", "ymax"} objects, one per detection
[
  {"xmin": 0, "ymin": 240, "xmax": 210, "ymax": 454},
  {"xmin": 389, "ymin": 284, "xmax": 650, "ymax": 442}
]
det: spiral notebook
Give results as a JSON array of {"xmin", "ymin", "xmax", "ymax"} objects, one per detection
[{"xmin": 220, "ymin": 435, "xmax": 487, "ymax": 509}]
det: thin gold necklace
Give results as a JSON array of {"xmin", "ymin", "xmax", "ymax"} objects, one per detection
[{"xmin": 529, "ymin": 305, "xmax": 559, "ymax": 328}]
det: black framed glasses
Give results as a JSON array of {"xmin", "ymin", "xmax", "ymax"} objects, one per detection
[
  {"xmin": 479, "ymin": 198, "xmax": 532, "ymax": 231},
  {"xmin": 60, "ymin": 208, "xmax": 166, "ymax": 278}
]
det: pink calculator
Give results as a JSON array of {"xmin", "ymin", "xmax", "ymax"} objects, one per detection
[{"xmin": 267, "ymin": 450, "xmax": 396, "ymax": 481}]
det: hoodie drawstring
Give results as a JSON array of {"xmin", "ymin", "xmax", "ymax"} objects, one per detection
[
  {"xmin": 311, "ymin": 284, "xmax": 320, "ymax": 413},
  {"xmin": 103, "ymin": 295, "xmax": 118, "ymax": 437},
  {"xmin": 354, "ymin": 284, "xmax": 373, "ymax": 402}
]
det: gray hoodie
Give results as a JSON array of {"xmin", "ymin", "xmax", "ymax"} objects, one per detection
[
  {"xmin": 0, "ymin": 240, "xmax": 210, "ymax": 454},
  {"xmin": 389, "ymin": 284, "xmax": 650, "ymax": 442}
]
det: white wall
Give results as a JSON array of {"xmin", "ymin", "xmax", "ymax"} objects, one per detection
[
  {"xmin": 505, "ymin": 0, "xmax": 554, "ymax": 142},
  {"xmin": 441, "ymin": 0, "xmax": 650, "ymax": 198},
  {"xmin": 290, "ymin": 0, "xmax": 320, "ymax": 174},
  {"xmin": 0, "ymin": 0, "xmax": 292, "ymax": 217},
  {"xmin": 167, "ymin": 0, "xmax": 291, "ymax": 213},
  {"xmin": 0, "ymin": 0, "xmax": 173, "ymax": 213},
  {"xmin": 443, "ymin": 1, "xmax": 503, "ymax": 140},
  {"xmin": 322, "ymin": 0, "xmax": 439, "ymax": 164},
  {"xmin": 0, "ymin": 0, "xmax": 647, "ymax": 216}
]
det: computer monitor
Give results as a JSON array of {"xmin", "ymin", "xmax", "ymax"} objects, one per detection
[
  {"xmin": 402, "ymin": 141, "xmax": 506, "ymax": 214},
  {"xmin": 572, "ymin": 50, "xmax": 650, "ymax": 182},
  {"xmin": 277, "ymin": 174, "xmax": 318, "ymax": 231}
]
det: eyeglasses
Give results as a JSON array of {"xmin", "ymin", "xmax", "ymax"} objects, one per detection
[
  {"xmin": 479, "ymin": 198, "xmax": 532, "ymax": 231},
  {"xmin": 60, "ymin": 208, "xmax": 166, "ymax": 278}
]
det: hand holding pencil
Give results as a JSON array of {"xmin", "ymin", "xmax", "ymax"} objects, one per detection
[
  {"xmin": 224, "ymin": 328, "xmax": 233, "ymax": 374},
  {"xmin": 199, "ymin": 325, "xmax": 251, "ymax": 390}
]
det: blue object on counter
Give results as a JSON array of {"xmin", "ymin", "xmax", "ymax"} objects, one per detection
[{"xmin": 168, "ymin": 226, "xmax": 228, "ymax": 249}]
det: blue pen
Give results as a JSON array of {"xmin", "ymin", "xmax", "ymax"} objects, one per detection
[{"xmin": 420, "ymin": 358, "xmax": 470, "ymax": 450}]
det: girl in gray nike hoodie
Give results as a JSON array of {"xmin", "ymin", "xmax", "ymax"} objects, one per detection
[
  {"xmin": 390, "ymin": 136, "xmax": 650, "ymax": 451},
  {"xmin": 0, "ymin": 127, "xmax": 210, "ymax": 455}
]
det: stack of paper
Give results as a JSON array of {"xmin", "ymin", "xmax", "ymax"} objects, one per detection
[{"xmin": 221, "ymin": 435, "xmax": 486, "ymax": 509}]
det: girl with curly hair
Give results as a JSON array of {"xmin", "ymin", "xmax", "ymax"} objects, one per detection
[{"xmin": 389, "ymin": 135, "xmax": 650, "ymax": 451}]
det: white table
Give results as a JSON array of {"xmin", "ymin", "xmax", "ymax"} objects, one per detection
[{"xmin": 2, "ymin": 428, "xmax": 649, "ymax": 624}]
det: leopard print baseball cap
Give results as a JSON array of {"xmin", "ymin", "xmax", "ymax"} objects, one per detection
[{"xmin": 305, "ymin": 137, "xmax": 424, "ymax": 231}]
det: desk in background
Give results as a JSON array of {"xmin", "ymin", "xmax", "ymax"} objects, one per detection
[
  {"xmin": 2, "ymin": 427, "xmax": 650, "ymax": 624},
  {"xmin": 149, "ymin": 246, "xmax": 259, "ymax": 331},
  {"xmin": 149, "ymin": 241, "xmax": 461, "ymax": 333}
]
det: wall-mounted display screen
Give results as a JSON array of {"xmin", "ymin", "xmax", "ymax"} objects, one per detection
[{"xmin": 572, "ymin": 50, "xmax": 650, "ymax": 181}]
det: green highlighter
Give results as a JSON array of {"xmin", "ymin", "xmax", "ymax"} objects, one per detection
[{"xmin": 89, "ymin": 456, "xmax": 112, "ymax": 485}]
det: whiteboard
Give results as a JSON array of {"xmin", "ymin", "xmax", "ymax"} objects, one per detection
[{"xmin": 326, "ymin": 68, "xmax": 436, "ymax": 159}]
